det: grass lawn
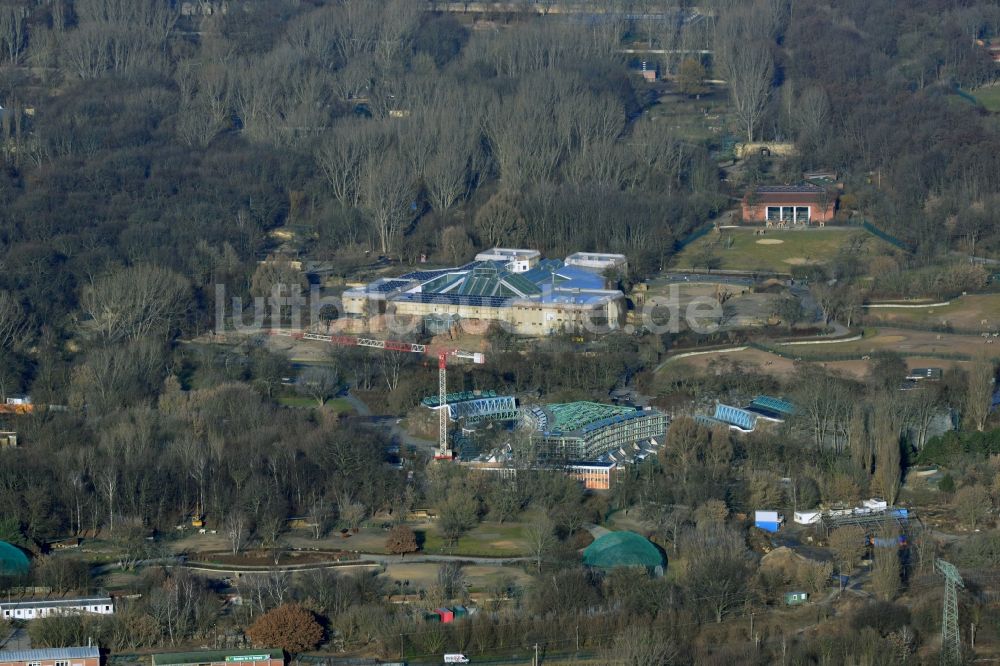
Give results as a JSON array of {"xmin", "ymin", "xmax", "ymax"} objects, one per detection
[
  {"xmin": 419, "ymin": 520, "xmax": 531, "ymax": 557},
  {"xmin": 277, "ymin": 395, "xmax": 355, "ymax": 415},
  {"xmin": 973, "ymin": 86, "xmax": 1000, "ymax": 113},
  {"xmin": 674, "ymin": 227, "xmax": 881, "ymax": 273}
]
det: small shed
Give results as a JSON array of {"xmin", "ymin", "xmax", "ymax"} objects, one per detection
[
  {"xmin": 754, "ymin": 510, "xmax": 784, "ymax": 533},
  {"xmin": 793, "ymin": 511, "xmax": 821, "ymax": 525},
  {"xmin": 434, "ymin": 608, "xmax": 455, "ymax": 623},
  {"xmin": 784, "ymin": 591, "xmax": 808, "ymax": 606},
  {"xmin": 862, "ymin": 498, "xmax": 887, "ymax": 511}
]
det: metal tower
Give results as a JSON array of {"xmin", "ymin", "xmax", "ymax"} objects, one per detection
[
  {"xmin": 273, "ymin": 331, "xmax": 483, "ymax": 459},
  {"xmin": 935, "ymin": 559, "xmax": 964, "ymax": 666}
]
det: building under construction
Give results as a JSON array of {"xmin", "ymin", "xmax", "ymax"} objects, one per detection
[{"xmin": 521, "ymin": 401, "xmax": 667, "ymax": 462}]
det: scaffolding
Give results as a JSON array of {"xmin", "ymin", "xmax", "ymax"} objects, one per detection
[{"xmin": 820, "ymin": 508, "xmax": 917, "ymax": 536}]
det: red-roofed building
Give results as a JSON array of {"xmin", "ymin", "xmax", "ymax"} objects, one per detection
[{"xmin": 741, "ymin": 184, "xmax": 837, "ymax": 226}]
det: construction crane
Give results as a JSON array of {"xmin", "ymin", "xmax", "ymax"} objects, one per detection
[
  {"xmin": 935, "ymin": 558, "xmax": 964, "ymax": 666},
  {"xmin": 277, "ymin": 331, "xmax": 484, "ymax": 459}
]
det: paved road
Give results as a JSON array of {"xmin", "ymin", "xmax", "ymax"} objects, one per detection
[
  {"xmin": 344, "ymin": 391, "xmax": 372, "ymax": 416},
  {"xmin": 584, "ymin": 523, "xmax": 611, "ymax": 539},
  {"xmin": 353, "ymin": 415, "xmax": 438, "ymax": 456},
  {"xmin": 94, "ymin": 551, "xmax": 528, "ymax": 579},
  {"xmin": 0, "ymin": 627, "xmax": 30, "ymax": 651}
]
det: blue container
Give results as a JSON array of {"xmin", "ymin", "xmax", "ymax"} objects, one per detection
[{"xmin": 756, "ymin": 521, "xmax": 781, "ymax": 533}]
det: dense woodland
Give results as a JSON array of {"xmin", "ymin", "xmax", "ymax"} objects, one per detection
[{"xmin": 2, "ymin": 0, "xmax": 1000, "ymax": 663}]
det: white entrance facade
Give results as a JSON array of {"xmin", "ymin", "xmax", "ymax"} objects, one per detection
[{"xmin": 765, "ymin": 206, "xmax": 811, "ymax": 223}]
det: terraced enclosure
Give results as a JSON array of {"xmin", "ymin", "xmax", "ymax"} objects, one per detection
[{"xmin": 864, "ymin": 293, "xmax": 1000, "ymax": 331}]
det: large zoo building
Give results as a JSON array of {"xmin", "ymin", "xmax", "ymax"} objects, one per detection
[{"xmin": 343, "ymin": 249, "xmax": 627, "ymax": 335}]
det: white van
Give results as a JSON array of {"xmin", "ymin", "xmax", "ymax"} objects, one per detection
[{"xmin": 444, "ymin": 655, "xmax": 470, "ymax": 664}]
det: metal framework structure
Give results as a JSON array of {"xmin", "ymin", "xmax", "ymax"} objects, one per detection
[
  {"xmin": 277, "ymin": 331, "xmax": 483, "ymax": 459},
  {"xmin": 936, "ymin": 559, "xmax": 964, "ymax": 666},
  {"xmin": 446, "ymin": 396, "xmax": 519, "ymax": 423},
  {"xmin": 821, "ymin": 509, "xmax": 915, "ymax": 534},
  {"xmin": 713, "ymin": 403, "xmax": 758, "ymax": 431}
]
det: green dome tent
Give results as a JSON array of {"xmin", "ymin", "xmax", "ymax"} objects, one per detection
[
  {"xmin": 0, "ymin": 540, "xmax": 29, "ymax": 576},
  {"xmin": 582, "ymin": 531, "xmax": 665, "ymax": 575}
]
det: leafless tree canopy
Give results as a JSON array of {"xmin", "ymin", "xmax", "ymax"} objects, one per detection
[{"xmin": 82, "ymin": 264, "xmax": 190, "ymax": 343}]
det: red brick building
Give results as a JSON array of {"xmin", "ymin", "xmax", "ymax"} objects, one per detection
[
  {"xmin": 741, "ymin": 184, "xmax": 837, "ymax": 226},
  {"xmin": 0, "ymin": 646, "xmax": 100, "ymax": 666}
]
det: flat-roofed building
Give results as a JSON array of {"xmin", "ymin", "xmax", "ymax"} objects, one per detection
[
  {"xmin": 566, "ymin": 461, "xmax": 617, "ymax": 490},
  {"xmin": 474, "ymin": 248, "xmax": 540, "ymax": 273},
  {"xmin": 0, "ymin": 647, "xmax": 100, "ymax": 666},
  {"xmin": 741, "ymin": 184, "xmax": 837, "ymax": 226},
  {"xmin": 564, "ymin": 252, "xmax": 627, "ymax": 273},
  {"xmin": 906, "ymin": 367, "xmax": 943, "ymax": 381},
  {"xmin": 0, "ymin": 597, "xmax": 113, "ymax": 621}
]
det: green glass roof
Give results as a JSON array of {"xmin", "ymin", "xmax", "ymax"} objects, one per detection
[
  {"xmin": 750, "ymin": 395, "xmax": 795, "ymax": 415},
  {"xmin": 502, "ymin": 272, "xmax": 542, "ymax": 296},
  {"xmin": 418, "ymin": 262, "xmax": 542, "ymax": 299},
  {"xmin": 0, "ymin": 540, "xmax": 29, "ymax": 576},
  {"xmin": 547, "ymin": 402, "xmax": 637, "ymax": 433}
]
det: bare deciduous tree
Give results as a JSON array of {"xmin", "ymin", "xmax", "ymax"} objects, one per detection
[
  {"xmin": 359, "ymin": 153, "xmax": 413, "ymax": 256},
  {"xmin": 337, "ymin": 492, "xmax": 366, "ymax": 532},
  {"xmin": 872, "ymin": 395, "xmax": 902, "ymax": 504},
  {"xmin": 829, "ymin": 525, "xmax": 866, "ymax": 574},
  {"xmin": 0, "ymin": 290, "xmax": 28, "ymax": 350},
  {"xmin": 82, "ymin": 265, "xmax": 190, "ymax": 343},
  {"xmin": 793, "ymin": 85, "xmax": 831, "ymax": 142},
  {"xmin": 474, "ymin": 190, "xmax": 526, "ymax": 248},
  {"xmin": 0, "ymin": 5, "xmax": 27, "ymax": 64},
  {"xmin": 714, "ymin": 5, "xmax": 775, "ymax": 143},
  {"xmin": 296, "ymin": 366, "xmax": 341, "ymax": 406},
  {"xmin": 953, "ymin": 485, "xmax": 992, "ymax": 529},
  {"xmin": 605, "ymin": 623, "xmax": 681, "ymax": 666},
  {"xmin": 682, "ymin": 524, "xmax": 754, "ymax": 623},
  {"xmin": 871, "ymin": 530, "xmax": 901, "ymax": 601},
  {"xmin": 965, "ymin": 357, "xmax": 995, "ymax": 431},
  {"xmin": 224, "ymin": 511, "xmax": 248, "ymax": 556},
  {"xmin": 525, "ymin": 518, "xmax": 555, "ymax": 573},
  {"xmin": 378, "ymin": 350, "xmax": 404, "ymax": 392}
]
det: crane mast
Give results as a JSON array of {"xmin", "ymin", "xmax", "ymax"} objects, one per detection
[{"xmin": 275, "ymin": 331, "xmax": 483, "ymax": 459}]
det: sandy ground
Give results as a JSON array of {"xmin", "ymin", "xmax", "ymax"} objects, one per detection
[
  {"xmin": 382, "ymin": 562, "xmax": 532, "ymax": 591},
  {"xmin": 667, "ymin": 339, "xmax": 972, "ymax": 382},
  {"xmin": 172, "ymin": 524, "xmax": 401, "ymax": 555},
  {"xmin": 823, "ymin": 327, "xmax": 987, "ymax": 357},
  {"xmin": 866, "ymin": 293, "xmax": 1000, "ymax": 331}
]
